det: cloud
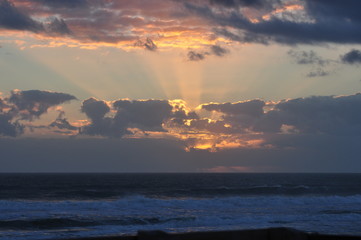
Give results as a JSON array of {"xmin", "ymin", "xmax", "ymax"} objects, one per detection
[
  {"xmin": 0, "ymin": 90, "xmax": 76, "ymax": 137},
  {"xmin": 209, "ymin": 0, "xmax": 267, "ymax": 8},
  {"xmin": 1, "ymin": 0, "xmax": 361, "ymax": 52},
  {"xmin": 113, "ymin": 99, "xmax": 172, "ymax": 131},
  {"xmin": 2, "ymin": 135, "xmax": 361, "ymax": 172},
  {"xmin": 187, "ymin": 45, "xmax": 228, "ymax": 61},
  {"xmin": 134, "ymin": 38, "xmax": 157, "ymax": 51},
  {"xmin": 187, "ymin": 50, "xmax": 207, "ymax": 61},
  {"xmin": 198, "ymin": 94, "xmax": 361, "ymax": 137},
  {"xmin": 80, "ymin": 98, "xmax": 173, "ymax": 137},
  {"xmin": 306, "ymin": 68, "xmax": 329, "ymax": 78},
  {"xmin": 2, "ymin": 89, "xmax": 361, "ymax": 156},
  {"xmin": 305, "ymin": 0, "xmax": 361, "ymax": 23},
  {"xmin": 46, "ymin": 17, "xmax": 72, "ymax": 35},
  {"xmin": 255, "ymin": 94, "xmax": 361, "ymax": 135},
  {"xmin": 32, "ymin": 0, "xmax": 88, "ymax": 9},
  {"xmin": 201, "ymin": 99, "xmax": 265, "ymax": 117},
  {"xmin": 0, "ymin": 0, "xmax": 43, "ymax": 32},
  {"xmin": 80, "ymin": 98, "xmax": 119, "ymax": 137},
  {"xmin": 341, "ymin": 49, "xmax": 361, "ymax": 65},
  {"xmin": 0, "ymin": 0, "xmax": 72, "ymax": 36},
  {"xmin": 288, "ymin": 50, "xmax": 329, "ymax": 66},
  {"xmin": 210, "ymin": 45, "xmax": 228, "ymax": 56},
  {"xmin": 0, "ymin": 114, "xmax": 24, "ymax": 137},
  {"xmin": 49, "ymin": 111, "xmax": 77, "ymax": 131},
  {"xmin": 9, "ymin": 89, "xmax": 77, "ymax": 121},
  {"xmin": 287, "ymin": 50, "xmax": 334, "ymax": 77},
  {"xmin": 81, "ymin": 98, "xmax": 110, "ymax": 123},
  {"xmin": 186, "ymin": 0, "xmax": 361, "ymax": 45}
]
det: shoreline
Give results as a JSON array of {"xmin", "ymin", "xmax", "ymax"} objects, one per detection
[{"xmin": 63, "ymin": 228, "xmax": 361, "ymax": 240}]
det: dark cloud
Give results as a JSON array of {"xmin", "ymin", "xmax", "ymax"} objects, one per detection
[
  {"xmin": 255, "ymin": 94, "xmax": 361, "ymax": 135},
  {"xmin": 199, "ymin": 94, "xmax": 361, "ymax": 136},
  {"xmin": 9, "ymin": 90, "xmax": 77, "ymax": 121},
  {"xmin": 187, "ymin": 45, "xmax": 228, "ymax": 61},
  {"xmin": 49, "ymin": 111, "xmax": 77, "ymax": 131},
  {"xmin": 170, "ymin": 108, "xmax": 198, "ymax": 125},
  {"xmin": 288, "ymin": 50, "xmax": 329, "ymax": 66},
  {"xmin": 0, "ymin": 90, "xmax": 76, "ymax": 137},
  {"xmin": 81, "ymin": 98, "xmax": 110, "ymax": 123},
  {"xmin": 113, "ymin": 99, "xmax": 172, "ymax": 131},
  {"xmin": 288, "ymin": 50, "xmax": 333, "ymax": 78},
  {"xmin": 186, "ymin": 0, "xmax": 361, "ymax": 45},
  {"xmin": 208, "ymin": 0, "xmax": 280, "ymax": 12},
  {"xmin": 134, "ymin": 38, "xmax": 157, "ymax": 51},
  {"xmin": 201, "ymin": 100, "xmax": 265, "ymax": 117},
  {"xmin": 0, "ymin": 114, "xmax": 23, "ymax": 137},
  {"xmin": 305, "ymin": 0, "xmax": 361, "ymax": 23},
  {"xmin": 209, "ymin": 0, "xmax": 265, "ymax": 8},
  {"xmin": 0, "ymin": 0, "xmax": 72, "ymax": 36},
  {"xmin": 81, "ymin": 98, "xmax": 173, "ymax": 137},
  {"xmin": 341, "ymin": 49, "xmax": 361, "ymax": 65},
  {"xmin": 1, "ymin": 135, "xmax": 361, "ymax": 172},
  {"xmin": 46, "ymin": 18, "xmax": 72, "ymax": 35},
  {"xmin": 306, "ymin": 68, "xmax": 329, "ymax": 78},
  {"xmin": 200, "ymin": 100, "xmax": 266, "ymax": 132},
  {"xmin": 80, "ymin": 98, "xmax": 120, "ymax": 137},
  {"xmin": 0, "ymin": 0, "xmax": 43, "ymax": 32},
  {"xmin": 187, "ymin": 50, "xmax": 207, "ymax": 61},
  {"xmin": 2, "ymin": 0, "xmax": 361, "ymax": 50},
  {"xmin": 32, "ymin": 0, "xmax": 88, "ymax": 9},
  {"xmin": 210, "ymin": 45, "xmax": 228, "ymax": 57}
]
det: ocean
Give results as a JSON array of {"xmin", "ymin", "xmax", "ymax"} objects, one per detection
[{"xmin": 0, "ymin": 173, "xmax": 360, "ymax": 239}]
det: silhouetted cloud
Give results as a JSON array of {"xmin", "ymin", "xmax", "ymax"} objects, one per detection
[
  {"xmin": 306, "ymin": 68, "xmax": 329, "ymax": 78},
  {"xmin": 32, "ymin": 0, "xmax": 88, "ymax": 9},
  {"xmin": 209, "ymin": 0, "xmax": 267, "ymax": 8},
  {"xmin": 288, "ymin": 50, "xmax": 333, "ymax": 77},
  {"xmin": 2, "ymin": 90, "xmax": 361, "ymax": 157},
  {"xmin": 187, "ymin": 45, "xmax": 228, "ymax": 61},
  {"xmin": 0, "ymin": 114, "xmax": 23, "ymax": 137},
  {"xmin": 198, "ymin": 94, "xmax": 361, "ymax": 136},
  {"xmin": 210, "ymin": 45, "xmax": 228, "ymax": 57},
  {"xmin": 201, "ymin": 100, "xmax": 265, "ymax": 117},
  {"xmin": 46, "ymin": 18, "xmax": 72, "ymax": 35},
  {"xmin": 9, "ymin": 90, "xmax": 76, "ymax": 121},
  {"xmin": 186, "ymin": 0, "xmax": 361, "ymax": 45},
  {"xmin": 255, "ymin": 94, "xmax": 361, "ymax": 135},
  {"xmin": 187, "ymin": 51, "xmax": 207, "ymax": 61},
  {"xmin": 341, "ymin": 49, "xmax": 361, "ymax": 65},
  {"xmin": 134, "ymin": 38, "xmax": 157, "ymax": 51},
  {"xmin": 81, "ymin": 98, "xmax": 173, "ymax": 137},
  {"xmin": 1, "ymin": 0, "xmax": 361, "ymax": 51},
  {"xmin": 288, "ymin": 50, "xmax": 329, "ymax": 66},
  {"xmin": 0, "ymin": 0, "xmax": 43, "ymax": 32},
  {"xmin": 113, "ymin": 99, "xmax": 172, "ymax": 131},
  {"xmin": 0, "ymin": 90, "xmax": 76, "ymax": 137},
  {"xmin": 0, "ymin": 0, "xmax": 72, "ymax": 36},
  {"xmin": 49, "ymin": 111, "xmax": 77, "ymax": 131}
]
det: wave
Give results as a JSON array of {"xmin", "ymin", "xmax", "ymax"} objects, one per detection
[
  {"xmin": 0, "ymin": 216, "xmax": 197, "ymax": 230},
  {"xmin": 1, "ymin": 195, "xmax": 361, "ymax": 239}
]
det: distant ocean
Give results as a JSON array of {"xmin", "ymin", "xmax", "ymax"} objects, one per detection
[{"xmin": 0, "ymin": 173, "xmax": 361, "ymax": 240}]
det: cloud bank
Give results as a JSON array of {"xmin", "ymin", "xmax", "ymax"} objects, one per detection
[
  {"xmin": 1, "ymin": 89, "xmax": 361, "ymax": 172},
  {"xmin": 1, "ymin": 0, "xmax": 361, "ymax": 53},
  {"xmin": 0, "ymin": 89, "xmax": 76, "ymax": 137},
  {"xmin": 3, "ymin": 89, "xmax": 361, "ymax": 154}
]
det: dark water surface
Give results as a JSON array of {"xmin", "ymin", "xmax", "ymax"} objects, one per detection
[{"xmin": 0, "ymin": 173, "xmax": 361, "ymax": 239}]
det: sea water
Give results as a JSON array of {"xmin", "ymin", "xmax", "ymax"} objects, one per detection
[{"xmin": 0, "ymin": 173, "xmax": 360, "ymax": 239}]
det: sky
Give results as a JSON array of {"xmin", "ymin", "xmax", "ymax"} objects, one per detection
[{"xmin": 1, "ymin": 0, "xmax": 361, "ymax": 172}]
